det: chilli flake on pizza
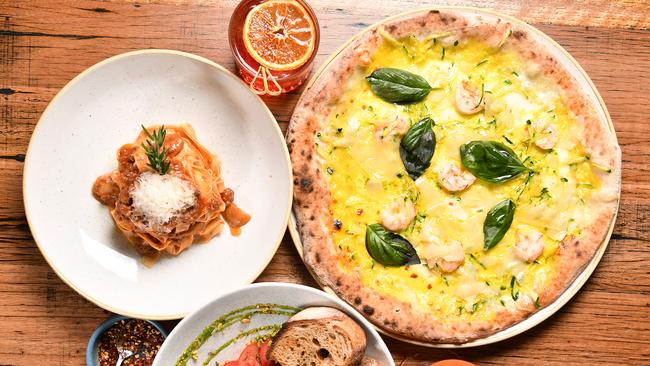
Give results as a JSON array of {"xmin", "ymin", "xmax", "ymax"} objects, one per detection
[{"xmin": 288, "ymin": 9, "xmax": 620, "ymax": 343}]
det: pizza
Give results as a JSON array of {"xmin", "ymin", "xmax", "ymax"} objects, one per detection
[{"xmin": 287, "ymin": 9, "xmax": 620, "ymax": 344}]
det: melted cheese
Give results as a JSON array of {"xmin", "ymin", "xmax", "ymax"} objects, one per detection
[{"xmin": 317, "ymin": 36, "xmax": 604, "ymax": 321}]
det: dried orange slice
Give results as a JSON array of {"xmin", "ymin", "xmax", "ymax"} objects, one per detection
[{"xmin": 243, "ymin": 0, "xmax": 316, "ymax": 71}]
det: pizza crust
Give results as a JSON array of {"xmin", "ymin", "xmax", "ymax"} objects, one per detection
[{"xmin": 288, "ymin": 9, "xmax": 621, "ymax": 344}]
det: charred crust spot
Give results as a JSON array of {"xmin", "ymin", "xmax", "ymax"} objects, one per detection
[
  {"xmin": 440, "ymin": 15, "xmax": 449, "ymax": 24},
  {"xmin": 300, "ymin": 150, "xmax": 306, "ymax": 156},
  {"xmin": 315, "ymin": 252, "xmax": 321, "ymax": 263},
  {"xmin": 512, "ymin": 30, "xmax": 526, "ymax": 40},
  {"xmin": 354, "ymin": 297, "xmax": 362, "ymax": 305},
  {"xmin": 299, "ymin": 177, "xmax": 313, "ymax": 192},
  {"xmin": 383, "ymin": 320, "xmax": 390, "ymax": 325},
  {"xmin": 309, "ymin": 215, "xmax": 315, "ymax": 221},
  {"xmin": 387, "ymin": 24, "xmax": 397, "ymax": 32},
  {"xmin": 576, "ymin": 250, "xmax": 582, "ymax": 258},
  {"xmin": 336, "ymin": 279, "xmax": 342, "ymax": 286},
  {"xmin": 430, "ymin": 10, "xmax": 440, "ymax": 14},
  {"xmin": 290, "ymin": 138, "xmax": 296, "ymax": 143},
  {"xmin": 363, "ymin": 305, "xmax": 375, "ymax": 315},
  {"xmin": 419, "ymin": 20, "xmax": 426, "ymax": 27}
]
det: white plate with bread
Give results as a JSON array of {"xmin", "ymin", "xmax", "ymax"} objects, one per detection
[{"xmin": 154, "ymin": 282, "xmax": 394, "ymax": 366}]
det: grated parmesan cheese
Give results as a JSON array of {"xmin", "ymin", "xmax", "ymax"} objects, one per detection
[{"xmin": 130, "ymin": 172, "xmax": 196, "ymax": 228}]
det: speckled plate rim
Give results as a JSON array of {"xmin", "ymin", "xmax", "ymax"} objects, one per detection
[
  {"xmin": 23, "ymin": 49, "xmax": 293, "ymax": 320},
  {"xmin": 287, "ymin": 6, "xmax": 621, "ymax": 348}
]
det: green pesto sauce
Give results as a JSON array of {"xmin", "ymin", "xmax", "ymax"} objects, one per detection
[{"xmin": 174, "ymin": 303, "xmax": 301, "ymax": 366}]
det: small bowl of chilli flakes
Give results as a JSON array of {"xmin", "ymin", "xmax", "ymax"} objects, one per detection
[{"xmin": 87, "ymin": 316, "xmax": 168, "ymax": 366}]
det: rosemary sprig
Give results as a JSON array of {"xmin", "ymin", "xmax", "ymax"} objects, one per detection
[{"xmin": 141, "ymin": 125, "xmax": 170, "ymax": 175}]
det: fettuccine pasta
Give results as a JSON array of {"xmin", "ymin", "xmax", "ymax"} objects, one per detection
[{"xmin": 92, "ymin": 124, "xmax": 250, "ymax": 265}]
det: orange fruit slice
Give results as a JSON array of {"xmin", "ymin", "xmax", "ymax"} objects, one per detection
[{"xmin": 243, "ymin": 0, "xmax": 316, "ymax": 71}]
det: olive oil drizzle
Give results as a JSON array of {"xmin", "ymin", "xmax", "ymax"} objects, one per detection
[{"xmin": 174, "ymin": 303, "xmax": 300, "ymax": 366}]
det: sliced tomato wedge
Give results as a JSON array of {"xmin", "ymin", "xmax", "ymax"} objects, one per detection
[
  {"xmin": 258, "ymin": 340, "xmax": 274, "ymax": 366},
  {"xmin": 238, "ymin": 343, "xmax": 261, "ymax": 366},
  {"xmin": 223, "ymin": 362, "xmax": 240, "ymax": 366}
]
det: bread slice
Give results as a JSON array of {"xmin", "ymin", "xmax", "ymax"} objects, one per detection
[{"xmin": 268, "ymin": 307, "xmax": 367, "ymax": 366}]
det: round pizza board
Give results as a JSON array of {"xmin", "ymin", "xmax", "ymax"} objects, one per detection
[{"xmin": 287, "ymin": 6, "xmax": 619, "ymax": 348}]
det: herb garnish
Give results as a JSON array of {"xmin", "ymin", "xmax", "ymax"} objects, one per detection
[
  {"xmin": 469, "ymin": 253, "xmax": 486, "ymax": 269},
  {"xmin": 141, "ymin": 125, "xmax": 170, "ymax": 175},
  {"xmin": 399, "ymin": 117, "xmax": 436, "ymax": 179},
  {"xmin": 510, "ymin": 276, "xmax": 520, "ymax": 301},
  {"xmin": 366, "ymin": 68, "xmax": 432, "ymax": 103},
  {"xmin": 460, "ymin": 141, "xmax": 530, "ymax": 183},
  {"xmin": 475, "ymin": 83, "xmax": 485, "ymax": 108},
  {"xmin": 483, "ymin": 199, "xmax": 516, "ymax": 250},
  {"xmin": 365, "ymin": 224, "xmax": 420, "ymax": 267}
]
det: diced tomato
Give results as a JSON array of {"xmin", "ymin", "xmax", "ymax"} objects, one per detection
[
  {"xmin": 257, "ymin": 340, "xmax": 275, "ymax": 366},
  {"xmin": 238, "ymin": 343, "xmax": 261, "ymax": 366}
]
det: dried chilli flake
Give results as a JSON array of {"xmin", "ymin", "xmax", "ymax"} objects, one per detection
[{"xmin": 97, "ymin": 319, "xmax": 165, "ymax": 366}]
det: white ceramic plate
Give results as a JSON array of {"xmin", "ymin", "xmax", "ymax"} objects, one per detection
[
  {"xmin": 154, "ymin": 282, "xmax": 394, "ymax": 366},
  {"xmin": 23, "ymin": 50, "xmax": 292, "ymax": 319},
  {"xmin": 288, "ymin": 7, "xmax": 619, "ymax": 347}
]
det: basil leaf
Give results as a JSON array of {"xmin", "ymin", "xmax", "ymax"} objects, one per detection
[
  {"xmin": 399, "ymin": 117, "xmax": 436, "ymax": 179},
  {"xmin": 483, "ymin": 199, "xmax": 516, "ymax": 250},
  {"xmin": 365, "ymin": 223, "xmax": 420, "ymax": 266},
  {"xmin": 366, "ymin": 68, "xmax": 432, "ymax": 103},
  {"xmin": 460, "ymin": 141, "xmax": 529, "ymax": 183}
]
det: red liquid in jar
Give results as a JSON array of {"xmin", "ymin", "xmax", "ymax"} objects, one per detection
[{"xmin": 228, "ymin": 0, "xmax": 320, "ymax": 94}]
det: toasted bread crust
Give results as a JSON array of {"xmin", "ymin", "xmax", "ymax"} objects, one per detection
[{"xmin": 269, "ymin": 307, "xmax": 366, "ymax": 365}]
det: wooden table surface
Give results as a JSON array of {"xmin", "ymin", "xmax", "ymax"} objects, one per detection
[{"xmin": 1, "ymin": 0, "xmax": 649, "ymax": 365}]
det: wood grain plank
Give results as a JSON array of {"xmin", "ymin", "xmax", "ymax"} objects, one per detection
[{"xmin": 1, "ymin": 1, "xmax": 649, "ymax": 365}]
